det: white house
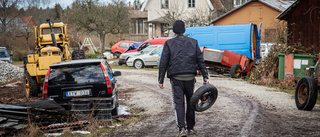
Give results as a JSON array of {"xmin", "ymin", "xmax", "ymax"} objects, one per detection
[{"xmin": 140, "ymin": 0, "xmax": 214, "ymax": 38}]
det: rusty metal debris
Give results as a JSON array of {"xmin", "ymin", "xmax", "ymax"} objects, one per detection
[
  {"xmin": 39, "ymin": 121, "xmax": 90, "ymax": 133},
  {"xmin": 0, "ymin": 97, "xmax": 131, "ymax": 136},
  {"xmin": 0, "ymin": 98, "xmax": 68, "ymax": 136}
]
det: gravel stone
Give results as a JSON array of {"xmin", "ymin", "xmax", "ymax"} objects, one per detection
[{"xmin": 0, "ymin": 61, "xmax": 24, "ymax": 84}]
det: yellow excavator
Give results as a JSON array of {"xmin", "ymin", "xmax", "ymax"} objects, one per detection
[{"xmin": 23, "ymin": 19, "xmax": 84, "ymax": 97}]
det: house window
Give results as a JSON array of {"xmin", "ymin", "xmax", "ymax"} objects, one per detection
[
  {"xmin": 161, "ymin": 0, "xmax": 169, "ymax": 9},
  {"xmin": 131, "ymin": 19, "xmax": 148, "ymax": 35},
  {"xmin": 188, "ymin": 0, "xmax": 195, "ymax": 8},
  {"xmin": 234, "ymin": 0, "xmax": 248, "ymax": 7}
]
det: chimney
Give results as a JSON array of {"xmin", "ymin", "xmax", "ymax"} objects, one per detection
[
  {"xmin": 138, "ymin": 2, "xmax": 140, "ymax": 10},
  {"xmin": 129, "ymin": 2, "xmax": 131, "ymax": 9},
  {"xmin": 134, "ymin": 2, "xmax": 136, "ymax": 10}
]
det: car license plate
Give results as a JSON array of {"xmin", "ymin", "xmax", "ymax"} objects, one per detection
[{"xmin": 66, "ymin": 89, "xmax": 91, "ymax": 97}]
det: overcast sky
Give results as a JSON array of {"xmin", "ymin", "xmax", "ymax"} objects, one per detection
[{"xmin": 46, "ymin": 0, "xmax": 144, "ymax": 9}]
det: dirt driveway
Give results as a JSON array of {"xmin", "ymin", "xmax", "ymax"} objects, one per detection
[{"xmin": 113, "ymin": 69, "xmax": 320, "ymax": 137}]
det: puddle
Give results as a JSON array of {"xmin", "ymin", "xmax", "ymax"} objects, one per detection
[{"xmin": 118, "ymin": 105, "xmax": 130, "ymax": 115}]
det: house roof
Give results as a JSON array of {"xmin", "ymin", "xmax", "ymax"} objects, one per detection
[
  {"xmin": 19, "ymin": 16, "xmax": 37, "ymax": 26},
  {"xmin": 277, "ymin": 0, "xmax": 300, "ymax": 20},
  {"xmin": 209, "ymin": 0, "xmax": 294, "ymax": 24},
  {"xmin": 140, "ymin": 0, "xmax": 214, "ymax": 12}
]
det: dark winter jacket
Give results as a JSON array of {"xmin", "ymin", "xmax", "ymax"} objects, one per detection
[{"xmin": 158, "ymin": 35, "xmax": 208, "ymax": 83}]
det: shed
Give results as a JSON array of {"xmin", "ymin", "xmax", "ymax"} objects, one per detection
[
  {"xmin": 277, "ymin": 0, "xmax": 320, "ymax": 54},
  {"xmin": 209, "ymin": 0, "xmax": 293, "ymax": 43}
]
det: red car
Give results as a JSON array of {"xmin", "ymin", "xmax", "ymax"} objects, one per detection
[
  {"xmin": 111, "ymin": 41, "xmax": 139, "ymax": 58},
  {"xmin": 118, "ymin": 37, "xmax": 171, "ymax": 65},
  {"xmin": 126, "ymin": 37, "xmax": 171, "ymax": 53}
]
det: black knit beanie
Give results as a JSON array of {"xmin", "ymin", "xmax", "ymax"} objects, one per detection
[{"xmin": 173, "ymin": 20, "xmax": 185, "ymax": 34}]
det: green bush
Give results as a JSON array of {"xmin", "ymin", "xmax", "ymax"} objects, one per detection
[{"xmin": 85, "ymin": 52, "xmax": 103, "ymax": 59}]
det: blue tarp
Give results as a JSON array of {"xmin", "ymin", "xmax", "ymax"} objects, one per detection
[{"xmin": 124, "ymin": 42, "xmax": 142, "ymax": 53}]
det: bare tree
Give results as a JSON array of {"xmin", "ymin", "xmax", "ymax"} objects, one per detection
[
  {"xmin": 64, "ymin": 0, "xmax": 129, "ymax": 53},
  {"xmin": 0, "ymin": 0, "xmax": 21, "ymax": 51}
]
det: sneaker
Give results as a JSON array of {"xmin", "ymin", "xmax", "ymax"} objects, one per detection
[
  {"xmin": 178, "ymin": 127, "xmax": 188, "ymax": 137},
  {"xmin": 187, "ymin": 128, "xmax": 196, "ymax": 135}
]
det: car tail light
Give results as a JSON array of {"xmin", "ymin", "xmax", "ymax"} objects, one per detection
[
  {"xmin": 43, "ymin": 68, "xmax": 50, "ymax": 98},
  {"xmin": 100, "ymin": 63, "xmax": 113, "ymax": 94}
]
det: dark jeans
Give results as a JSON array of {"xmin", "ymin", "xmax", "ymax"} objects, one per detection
[{"xmin": 170, "ymin": 78, "xmax": 195, "ymax": 130}]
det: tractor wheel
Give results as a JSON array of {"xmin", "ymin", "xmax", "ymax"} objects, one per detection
[
  {"xmin": 230, "ymin": 63, "xmax": 242, "ymax": 78},
  {"xmin": 295, "ymin": 76, "xmax": 318, "ymax": 111},
  {"xmin": 24, "ymin": 71, "xmax": 40, "ymax": 98},
  {"xmin": 72, "ymin": 49, "xmax": 85, "ymax": 60},
  {"xmin": 134, "ymin": 59, "xmax": 144, "ymax": 69},
  {"xmin": 190, "ymin": 84, "xmax": 218, "ymax": 112}
]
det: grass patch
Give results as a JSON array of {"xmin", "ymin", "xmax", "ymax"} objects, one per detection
[{"xmin": 13, "ymin": 61, "xmax": 24, "ymax": 65}]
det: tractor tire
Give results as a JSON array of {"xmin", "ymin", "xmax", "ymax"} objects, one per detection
[
  {"xmin": 24, "ymin": 71, "xmax": 40, "ymax": 98},
  {"xmin": 134, "ymin": 59, "xmax": 144, "ymax": 69},
  {"xmin": 230, "ymin": 63, "xmax": 242, "ymax": 78},
  {"xmin": 72, "ymin": 49, "xmax": 85, "ymax": 60},
  {"xmin": 295, "ymin": 76, "xmax": 318, "ymax": 111},
  {"xmin": 190, "ymin": 84, "xmax": 218, "ymax": 112}
]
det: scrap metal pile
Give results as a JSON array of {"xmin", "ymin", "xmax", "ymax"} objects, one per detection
[
  {"xmin": 0, "ymin": 98, "xmax": 69, "ymax": 136},
  {"xmin": 0, "ymin": 61, "xmax": 23, "ymax": 84}
]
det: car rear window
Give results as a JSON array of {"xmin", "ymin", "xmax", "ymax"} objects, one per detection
[
  {"xmin": 0, "ymin": 49, "xmax": 9, "ymax": 57},
  {"xmin": 48, "ymin": 64, "xmax": 105, "ymax": 85}
]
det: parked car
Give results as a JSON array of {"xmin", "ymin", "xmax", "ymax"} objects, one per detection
[
  {"xmin": 43, "ymin": 59, "xmax": 121, "ymax": 119},
  {"xmin": 111, "ymin": 41, "xmax": 139, "ymax": 58},
  {"xmin": 118, "ymin": 37, "xmax": 170, "ymax": 65},
  {"xmin": 126, "ymin": 45, "xmax": 164, "ymax": 69},
  {"xmin": 0, "ymin": 47, "xmax": 13, "ymax": 63},
  {"xmin": 125, "ymin": 37, "xmax": 170, "ymax": 53},
  {"xmin": 119, "ymin": 44, "xmax": 162, "ymax": 65},
  {"xmin": 123, "ymin": 42, "xmax": 143, "ymax": 53}
]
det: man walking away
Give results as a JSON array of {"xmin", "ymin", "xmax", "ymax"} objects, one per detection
[{"xmin": 158, "ymin": 20, "xmax": 209, "ymax": 137}]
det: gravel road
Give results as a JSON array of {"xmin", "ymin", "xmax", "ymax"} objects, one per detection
[{"xmin": 113, "ymin": 69, "xmax": 320, "ymax": 137}]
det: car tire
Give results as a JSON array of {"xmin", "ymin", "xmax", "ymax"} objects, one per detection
[
  {"xmin": 230, "ymin": 63, "xmax": 242, "ymax": 78},
  {"xmin": 114, "ymin": 52, "xmax": 121, "ymax": 59},
  {"xmin": 24, "ymin": 71, "xmax": 40, "ymax": 98},
  {"xmin": 72, "ymin": 49, "xmax": 85, "ymax": 60},
  {"xmin": 190, "ymin": 84, "xmax": 218, "ymax": 112},
  {"xmin": 134, "ymin": 59, "xmax": 144, "ymax": 69},
  {"xmin": 112, "ymin": 95, "xmax": 119, "ymax": 116},
  {"xmin": 112, "ymin": 102, "xmax": 119, "ymax": 116},
  {"xmin": 295, "ymin": 76, "xmax": 318, "ymax": 111}
]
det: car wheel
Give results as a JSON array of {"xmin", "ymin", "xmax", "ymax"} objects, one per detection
[
  {"xmin": 190, "ymin": 84, "xmax": 218, "ymax": 112},
  {"xmin": 112, "ymin": 95, "xmax": 119, "ymax": 116},
  {"xmin": 134, "ymin": 59, "xmax": 144, "ymax": 69},
  {"xmin": 295, "ymin": 76, "xmax": 318, "ymax": 111},
  {"xmin": 230, "ymin": 63, "xmax": 242, "ymax": 78},
  {"xmin": 112, "ymin": 102, "xmax": 119, "ymax": 116},
  {"xmin": 114, "ymin": 52, "xmax": 121, "ymax": 58},
  {"xmin": 24, "ymin": 71, "xmax": 40, "ymax": 98}
]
